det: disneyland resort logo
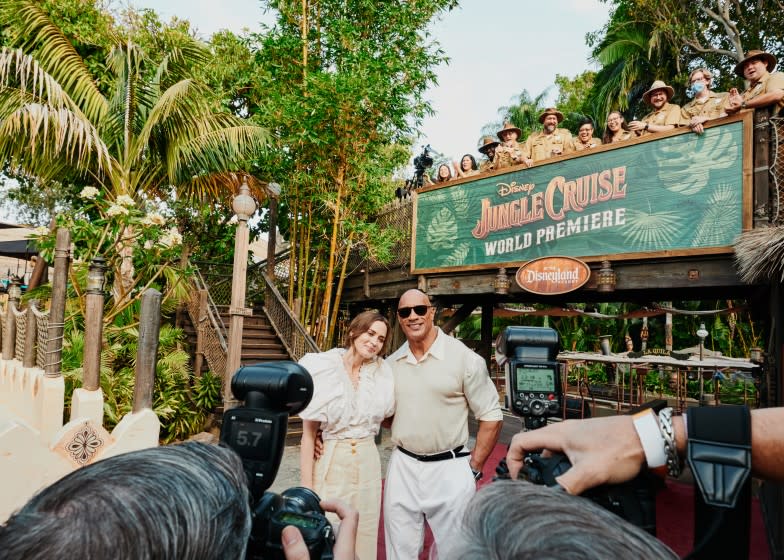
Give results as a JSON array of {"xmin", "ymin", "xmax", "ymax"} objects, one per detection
[{"xmin": 471, "ymin": 166, "xmax": 628, "ymax": 256}]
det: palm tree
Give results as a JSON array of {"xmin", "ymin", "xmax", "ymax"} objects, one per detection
[
  {"xmin": 584, "ymin": 6, "xmax": 680, "ymax": 129},
  {"xmin": 0, "ymin": 1, "xmax": 270, "ymax": 300},
  {"xmin": 482, "ymin": 89, "xmax": 550, "ymax": 141}
]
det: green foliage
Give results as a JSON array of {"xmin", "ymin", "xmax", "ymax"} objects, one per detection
[
  {"xmin": 584, "ymin": 1, "xmax": 681, "ymax": 129},
  {"xmin": 213, "ymin": 0, "xmax": 458, "ymax": 344},
  {"xmin": 62, "ymin": 320, "xmax": 221, "ymax": 443},
  {"xmin": 482, "ymin": 89, "xmax": 550, "ymax": 141},
  {"xmin": 628, "ymin": 0, "xmax": 784, "ymax": 92},
  {"xmin": 554, "ymin": 71, "xmax": 597, "ymax": 132}
]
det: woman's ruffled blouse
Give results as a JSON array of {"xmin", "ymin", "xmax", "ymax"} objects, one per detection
[{"xmin": 298, "ymin": 348, "xmax": 395, "ymax": 440}]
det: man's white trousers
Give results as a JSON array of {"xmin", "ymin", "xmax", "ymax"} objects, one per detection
[{"xmin": 383, "ymin": 448, "xmax": 475, "ymax": 559}]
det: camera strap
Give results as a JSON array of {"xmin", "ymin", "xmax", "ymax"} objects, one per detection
[{"xmin": 685, "ymin": 405, "xmax": 751, "ymax": 560}]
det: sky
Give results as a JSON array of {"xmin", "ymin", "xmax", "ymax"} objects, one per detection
[{"xmin": 126, "ymin": 0, "xmax": 611, "ymax": 166}]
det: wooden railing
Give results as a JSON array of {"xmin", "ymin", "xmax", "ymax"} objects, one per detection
[
  {"xmin": 186, "ymin": 269, "xmax": 228, "ymax": 377},
  {"xmin": 261, "ymin": 270, "xmax": 319, "ymax": 361}
]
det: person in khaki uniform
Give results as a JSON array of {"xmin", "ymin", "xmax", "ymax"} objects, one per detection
[
  {"xmin": 681, "ymin": 68, "xmax": 728, "ymax": 134},
  {"xmin": 725, "ymin": 50, "xmax": 784, "ymax": 115},
  {"xmin": 492, "ymin": 122, "xmax": 524, "ymax": 170},
  {"xmin": 477, "ymin": 136, "xmax": 499, "ymax": 173},
  {"xmin": 602, "ymin": 111, "xmax": 634, "ymax": 144},
  {"xmin": 522, "ymin": 107, "xmax": 574, "ymax": 167},
  {"xmin": 574, "ymin": 117, "xmax": 602, "ymax": 151},
  {"xmin": 629, "ymin": 80, "xmax": 686, "ymax": 136}
]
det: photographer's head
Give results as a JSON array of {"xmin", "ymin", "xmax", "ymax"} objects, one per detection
[
  {"xmin": 455, "ymin": 480, "xmax": 677, "ymax": 560},
  {"xmin": 0, "ymin": 442, "xmax": 252, "ymax": 560},
  {"xmin": 343, "ymin": 310, "xmax": 390, "ymax": 359}
]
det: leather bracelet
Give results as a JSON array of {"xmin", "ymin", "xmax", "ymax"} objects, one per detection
[
  {"xmin": 472, "ymin": 468, "xmax": 483, "ymax": 481},
  {"xmin": 659, "ymin": 407, "xmax": 682, "ymax": 478}
]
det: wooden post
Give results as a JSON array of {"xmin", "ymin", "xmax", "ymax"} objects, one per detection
[
  {"xmin": 225, "ymin": 180, "xmax": 257, "ymax": 410},
  {"xmin": 45, "ymin": 228, "xmax": 70, "ymax": 378},
  {"xmin": 133, "ymin": 289, "xmax": 161, "ymax": 412},
  {"xmin": 22, "ymin": 299, "xmax": 38, "ymax": 368},
  {"xmin": 663, "ymin": 301, "xmax": 673, "ymax": 352},
  {"xmin": 82, "ymin": 257, "xmax": 107, "ymax": 391},
  {"xmin": 266, "ymin": 195, "xmax": 278, "ymax": 280},
  {"xmin": 193, "ymin": 289, "xmax": 208, "ymax": 377},
  {"xmin": 752, "ymin": 107, "xmax": 771, "ymax": 227},
  {"xmin": 481, "ymin": 302, "xmax": 493, "ymax": 373},
  {"xmin": 2, "ymin": 293, "xmax": 17, "ymax": 359}
]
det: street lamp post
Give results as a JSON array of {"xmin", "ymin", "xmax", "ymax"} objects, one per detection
[
  {"xmin": 697, "ymin": 322, "xmax": 709, "ymax": 404},
  {"xmin": 225, "ymin": 179, "xmax": 257, "ymax": 411}
]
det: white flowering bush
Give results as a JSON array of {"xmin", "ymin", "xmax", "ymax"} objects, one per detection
[{"xmin": 35, "ymin": 189, "xmax": 192, "ymax": 323}]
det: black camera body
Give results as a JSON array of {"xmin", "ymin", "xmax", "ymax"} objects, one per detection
[
  {"xmin": 397, "ymin": 144, "xmax": 434, "ymax": 198},
  {"xmin": 497, "ymin": 326, "xmax": 562, "ymax": 429},
  {"xmin": 220, "ymin": 362, "xmax": 335, "ymax": 559},
  {"xmin": 413, "ymin": 144, "xmax": 434, "ymax": 173},
  {"xmin": 522, "ymin": 452, "xmax": 662, "ymax": 536},
  {"xmin": 253, "ymin": 487, "xmax": 335, "ymax": 560}
]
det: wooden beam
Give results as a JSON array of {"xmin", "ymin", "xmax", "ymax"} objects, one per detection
[{"xmin": 440, "ymin": 302, "xmax": 478, "ymax": 335}]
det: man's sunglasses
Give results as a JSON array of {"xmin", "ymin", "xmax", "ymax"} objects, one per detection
[{"xmin": 397, "ymin": 305, "xmax": 431, "ymax": 318}]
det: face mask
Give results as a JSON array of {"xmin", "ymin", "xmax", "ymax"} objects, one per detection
[{"xmin": 687, "ymin": 81, "xmax": 705, "ymax": 98}]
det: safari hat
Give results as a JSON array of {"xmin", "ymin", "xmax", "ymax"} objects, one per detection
[
  {"xmin": 642, "ymin": 80, "xmax": 675, "ymax": 104},
  {"xmin": 538, "ymin": 107, "xmax": 564, "ymax": 123},
  {"xmin": 496, "ymin": 121, "xmax": 522, "ymax": 141},
  {"xmin": 734, "ymin": 50, "xmax": 777, "ymax": 77},
  {"xmin": 478, "ymin": 135, "xmax": 500, "ymax": 154}
]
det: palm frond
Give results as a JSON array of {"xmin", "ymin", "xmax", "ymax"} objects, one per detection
[
  {"xmin": 172, "ymin": 171, "xmax": 269, "ymax": 203},
  {"xmin": 0, "ymin": 102, "xmax": 113, "ymax": 179},
  {"xmin": 0, "ymin": 0, "xmax": 108, "ymax": 121},
  {"xmin": 132, "ymin": 78, "xmax": 211, "ymax": 163},
  {"xmin": 168, "ymin": 122, "xmax": 270, "ymax": 185},
  {"xmin": 0, "ymin": 48, "xmax": 84, "ymax": 115}
]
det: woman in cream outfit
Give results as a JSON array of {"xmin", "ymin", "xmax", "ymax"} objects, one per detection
[{"xmin": 298, "ymin": 310, "xmax": 395, "ymax": 560}]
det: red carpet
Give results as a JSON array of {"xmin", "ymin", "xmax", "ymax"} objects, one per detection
[{"xmin": 376, "ymin": 443, "xmax": 769, "ymax": 559}]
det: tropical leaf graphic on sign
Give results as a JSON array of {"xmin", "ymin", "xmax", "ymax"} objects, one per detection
[
  {"xmin": 655, "ymin": 128, "xmax": 737, "ymax": 196},
  {"xmin": 426, "ymin": 207, "xmax": 458, "ymax": 252},
  {"xmin": 442, "ymin": 243, "xmax": 470, "ymax": 266},
  {"xmin": 450, "ymin": 188, "xmax": 470, "ymax": 219},
  {"xmin": 691, "ymin": 184, "xmax": 741, "ymax": 246},
  {"xmin": 622, "ymin": 207, "xmax": 681, "ymax": 249}
]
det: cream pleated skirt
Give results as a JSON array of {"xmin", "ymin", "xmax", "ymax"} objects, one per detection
[{"xmin": 314, "ymin": 436, "xmax": 381, "ymax": 560}]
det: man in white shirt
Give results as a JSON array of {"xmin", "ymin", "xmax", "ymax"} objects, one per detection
[{"xmin": 383, "ymin": 289, "xmax": 503, "ymax": 560}]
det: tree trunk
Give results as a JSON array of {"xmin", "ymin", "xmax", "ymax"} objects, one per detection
[
  {"xmin": 317, "ymin": 164, "xmax": 345, "ymax": 346},
  {"xmin": 327, "ymin": 230, "xmax": 353, "ymax": 345}
]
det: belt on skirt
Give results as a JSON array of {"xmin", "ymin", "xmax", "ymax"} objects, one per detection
[{"xmin": 397, "ymin": 445, "xmax": 470, "ymax": 462}]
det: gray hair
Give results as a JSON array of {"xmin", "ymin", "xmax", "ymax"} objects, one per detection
[
  {"xmin": 455, "ymin": 480, "xmax": 678, "ymax": 560},
  {"xmin": 0, "ymin": 442, "xmax": 252, "ymax": 560}
]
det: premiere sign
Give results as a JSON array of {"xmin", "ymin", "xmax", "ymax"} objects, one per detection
[
  {"xmin": 515, "ymin": 256, "xmax": 591, "ymax": 295},
  {"xmin": 411, "ymin": 117, "xmax": 750, "ymax": 273}
]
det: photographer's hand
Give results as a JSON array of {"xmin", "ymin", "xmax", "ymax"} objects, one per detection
[
  {"xmin": 322, "ymin": 499, "xmax": 359, "ymax": 560},
  {"xmin": 281, "ymin": 499, "xmax": 358, "ymax": 560},
  {"xmin": 506, "ymin": 416, "xmax": 646, "ymax": 495}
]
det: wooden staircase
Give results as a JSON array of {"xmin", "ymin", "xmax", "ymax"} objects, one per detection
[{"xmin": 180, "ymin": 305, "xmax": 304, "ymax": 443}]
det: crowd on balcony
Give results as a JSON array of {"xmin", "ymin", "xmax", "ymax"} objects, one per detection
[{"xmin": 426, "ymin": 49, "xmax": 784, "ymax": 184}]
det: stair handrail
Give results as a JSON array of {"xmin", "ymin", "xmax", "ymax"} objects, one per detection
[
  {"xmin": 260, "ymin": 270, "xmax": 319, "ymax": 361},
  {"xmin": 185, "ymin": 268, "xmax": 228, "ymax": 376}
]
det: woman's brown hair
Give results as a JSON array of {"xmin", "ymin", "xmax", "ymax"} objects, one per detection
[{"xmin": 343, "ymin": 310, "xmax": 391, "ymax": 356}]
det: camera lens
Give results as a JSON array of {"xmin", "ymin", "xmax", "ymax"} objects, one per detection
[{"xmin": 279, "ymin": 487, "xmax": 323, "ymax": 515}]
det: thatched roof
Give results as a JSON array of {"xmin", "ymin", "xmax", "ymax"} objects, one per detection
[{"xmin": 734, "ymin": 227, "xmax": 784, "ymax": 284}]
